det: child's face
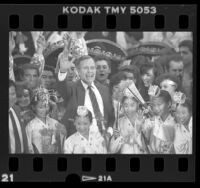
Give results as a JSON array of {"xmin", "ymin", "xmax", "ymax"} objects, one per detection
[
  {"xmin": 34, "ymin": 101, "xmax": 49, "ymax": 119},
  {"xmin": 74, "ymin": 116, "xmax": 91, "ymax": 135},
  {"xmin": 152, "ymin": 97, "xmax": 169, "ymax": 117},
  {"xmin": 123, "ymin": 98, "xmax": 138, "ymax": 115},
  {"xmin": 175, "ymin": 105, "xmax": 190, "ymax": 125},
  {"xmin": 17, "ymin": 89, "xmax": 30, "ymax": 108}
]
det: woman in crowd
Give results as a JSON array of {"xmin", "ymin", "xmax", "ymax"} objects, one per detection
[
  {"xmin": 15, "ymin": 84, "xmax": 35, "ymax": 126},
  {"xmin": 139, "ymin": 61, "xmax": 163, "ymax": 102}
]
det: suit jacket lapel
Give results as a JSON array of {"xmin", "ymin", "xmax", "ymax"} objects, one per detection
[{"xmin": 94, "ymin": 82, "xmax": 107, "ymax": 114}]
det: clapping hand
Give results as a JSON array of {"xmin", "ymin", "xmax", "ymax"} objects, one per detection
[
  {"xmin": 113, "ymin": 128, "xmax": 121, "ymax": 139},
  {"xmin": 135, "ymin": 110, "xmax": 145, "ymax": 133}
]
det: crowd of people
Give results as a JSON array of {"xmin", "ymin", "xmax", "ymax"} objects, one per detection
[{"xmin": 9, "ymin": 31, "xmax": 193, "ymax": 154}]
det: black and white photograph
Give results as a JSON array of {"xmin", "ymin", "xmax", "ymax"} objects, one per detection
[{"xmin": 9, "ymin": 31, "xmax": 193, "ymax": 154}]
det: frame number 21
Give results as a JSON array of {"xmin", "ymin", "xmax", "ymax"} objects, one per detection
[{"xmin": 1, "ymin": 174, "xmax": 14, "ymax": 182}]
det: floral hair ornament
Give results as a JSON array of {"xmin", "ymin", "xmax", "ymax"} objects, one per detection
[
  {"xmin": 33, "ymin": 86, "xmax": 50, "ymax": 106},
  {"xmin": 77, "ymin": 106, "xmax": 89, "ymax": 117},
  {"xmin": 148, "ymin": 85, "xmax": 161, "ymax": 97},
  {"xmin": 161, "ymin": 79, "xmax": 177, "ymax": 87},
  {"xmin": 173, "ymin": 91, "xmax": 186, "ymax": 105},
  {"xmin": 123, "ymin": 87, "xmax": 135, "ymax": 99}
]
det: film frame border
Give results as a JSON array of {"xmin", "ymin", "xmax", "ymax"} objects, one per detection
[{"xmin": 0, "ymin": 4, "xmax": 197, "ymax": 182}]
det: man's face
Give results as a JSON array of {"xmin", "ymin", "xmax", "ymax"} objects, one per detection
[
  {"xmin": 95, "ymin": 60, "xmax": 111, "ymax": 83},
  {"xmin": 23, "ymin": 68, "xmax": 39, "ymax": 89},
  {"xmin": 169, "ymin": 61, "xmax": 184, "ymax": 81},
  {"xmin": 41, "ymin": 70, "xmax": 54, "ymax": 89},
  {"xmin": 9, "ymin": 86, "xmax": 17, "ymax": 108},
  {"xmin": 78, "ymin": 58, "xmax": 96, "ymax": 85},
  {"xmin": 179, "ymin": 46, "xmax": 193, "ymax": 66}
]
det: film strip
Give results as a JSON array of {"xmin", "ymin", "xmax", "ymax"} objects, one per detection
[{"xmin": 0, "ymin": 4, "xmax": 197, "ymax": 182}]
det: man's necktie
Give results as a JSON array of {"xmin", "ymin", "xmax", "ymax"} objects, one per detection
[
  {"xmin": 88, "ymin": 85, "xmax": 104, "ymax": 133},
  {"xmin": 9, "ymin": 110, "xmax": 22, "ymax": 153}
]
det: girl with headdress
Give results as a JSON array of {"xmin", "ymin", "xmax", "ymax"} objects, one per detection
[
  {"xmin": 109, "ymin": 87, "xmax": 147, "ymax": 154},
  {"xmin": 64, "ymin": 106, "xmax": 107, "ymax": 154},
  {"xmin": 26, "ymin": 87, "xmax": 67, "ymax": 154},
  {"xmin": 142, "ymin": 88, "xmax": 176, "ymax": 154},
  {"xmin": 173, "ymin": 98, "xmax": 192, "ymax": 154}
]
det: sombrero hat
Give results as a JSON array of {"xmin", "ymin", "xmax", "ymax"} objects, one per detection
[{"xmin": 127, "ymin": 42, "xmax": 172, "ymax": 61}]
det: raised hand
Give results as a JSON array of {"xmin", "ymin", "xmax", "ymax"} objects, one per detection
[
  {"xmin": 62, "ymin": 32, "xmax": 72, "ymax": 52},
  {"xmin": 36, "ymin": 33, "xmax": 46, "ymax": 54}
]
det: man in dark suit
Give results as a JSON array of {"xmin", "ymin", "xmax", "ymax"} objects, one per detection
[{"xmin": 57, "ymin": 55, "xmax": 115, "ymax": 137}]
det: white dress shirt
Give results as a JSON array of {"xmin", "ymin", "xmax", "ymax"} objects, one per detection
[
  {"xmin": 81, "ymin": 80, "xmax": 104, "ymax": 133},
  {"xmin": 58, "ymin": 70, "xmax": 68, "ymax": 81}
]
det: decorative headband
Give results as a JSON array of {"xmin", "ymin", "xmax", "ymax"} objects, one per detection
[
  {"xmin": 161, "ymin": 79, "xmax": 177, "ymax": 87},
  {"xmin": 173, "ymin": 91, "xmax": 186, "ymax": 105},
  {"xmin": 33, "ymin": 86, "xmax": 50, "ymax": 105},
  {"xmin": 77, "ymin": 106, "xmax": 89, "ymax": 117},
  {"xmin": 123, "ymin": 87, "xmax": 137, "ymax": 99}
]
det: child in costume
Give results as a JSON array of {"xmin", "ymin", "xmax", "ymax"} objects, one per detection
[
  {"xmin": 26, "ymin": 87, "xmax": 67, "ymax": 154},
  {"xmin": 143, "ymin": 88, "xmax": 176, "ymax": 154},
  {"xmin": 109, "ymin": 88, "xmax": 147, "ymax": 154},
  {"xmin": 173, "ymin": 98, "xmax": 192, "ymax": 154},
  {"xmin": 64, "ymin": 106, "xmax": 107, "ymax": 154}
]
